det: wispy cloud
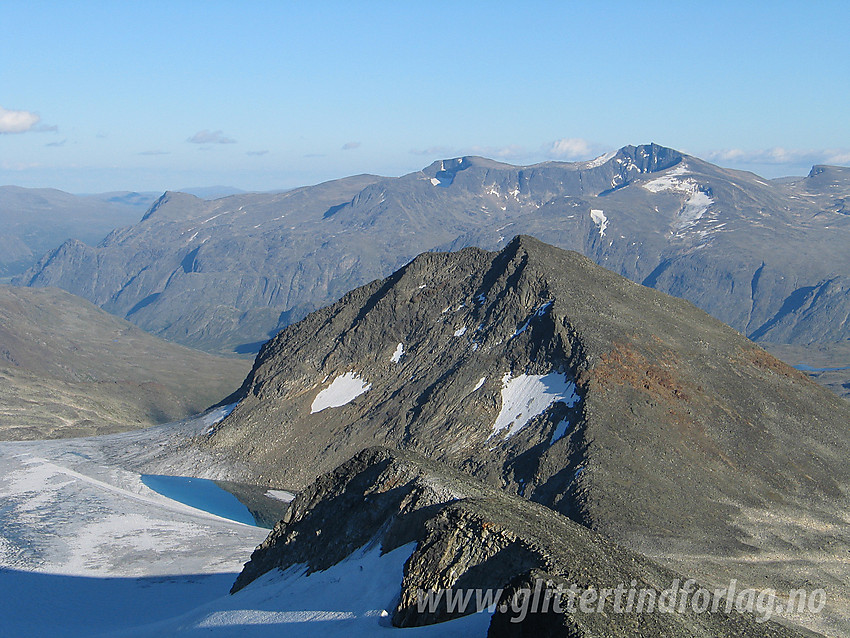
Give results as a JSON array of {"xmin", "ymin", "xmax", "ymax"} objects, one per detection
[
  {"xmin": 139, "ymin": 150, "xmax": 170, "ymax": 155},
  {"xmin": 341, "ymin": 141, "xmax": 361, "ymax": 151},
  {"xmin": 187, "ymin": 129, "xmax": 236, "ymax": 144},
  {"xmin": 246, "ymin": 150, "xmax": 269, "ymax": 156},
  {"xmin": 545, "ymin": 137, "xmax": 613, "ymax": 162},
  {"xmin": 705, "ymin": 147, "xmax": 850, "ymax": 167},
  {"xmin": 409, "ymin": 144, "xmax": 527, "ymax": 162},
  {"xmin": 0, "ymin": 106, "xmax": 41, "ymax": 134},
  {"xmin": 45, "ymin": 139, "xmax": 67, "ymax": 147}
]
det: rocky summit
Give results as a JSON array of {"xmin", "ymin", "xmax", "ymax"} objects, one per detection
[
  {"xmin": 208, "ymin": 236, "xmax": 849, "ymax": 635},
  {"xmin": 15, "ymin": 145, "xmax": 850, "ymax": 354},
  {"xmin": 232, "ymin": 446, "xmax": 808, "ymax": 637}
]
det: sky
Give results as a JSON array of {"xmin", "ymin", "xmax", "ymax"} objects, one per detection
[{"xmin": 2, "ymin": 1, "xmax": 849, "ymax": 194}]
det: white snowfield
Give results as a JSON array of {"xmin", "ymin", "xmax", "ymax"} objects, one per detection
[
  {"xmin": 590, "ymin": 209, "xmax": 608, "ymax": 237},
  {"xmin": 390, "ymin": 342, "xmax": 405, "ymax": 363},
  {"xmin": 491, "ymin": 372, "xmax": 581, "ymax": 439},
  {"xmin": 640, "ymin": 163, "xmax": 715, "ymax": 233},
  {"xmin": 0, "ymin": 410, "xmax": 492, "ymax": 637},
  {"xmin": 310, "ymin": 372, "xmax": 372, "ymax": 413}
]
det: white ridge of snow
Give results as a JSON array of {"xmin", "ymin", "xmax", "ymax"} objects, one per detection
[
  {"xmin": 582, "ymin": 150, "xmax": 616, "ymax": 169},
  {"xmin": 590, "ymin": 209, "xmax": 608, "ymax": 237},
  {"xmin": 117, "ymin": 543, "xmax": 493, "ymax": 636},
  {"xmin": 472, "ymin": 376, "xmax": 487, "ymax": 392},
  {"xmin": 203, "ymin": 403, "xmax": 238, "ymax": 434},
  {"xmin": 453, "ymin": 326, "xmax": 467, "ymax": 337},
  {"xmin": 491, "ymin": 372, "xmax": 581, "ymax": 439},
  {"xmin": 310, "ymin": 372, "xmax": 372, "ymax": 413},
  {"xmin": 390, "ymin": 342, "xmax": 404, "ymax": 363},
  {"xmin": 265, "ymin": 489, "xmax": 296, "ymax": 503}
]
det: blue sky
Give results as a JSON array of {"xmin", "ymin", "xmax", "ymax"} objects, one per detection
[{"xmin": 2, "ymin": 1, "xmax": 848, "ymax": 193}]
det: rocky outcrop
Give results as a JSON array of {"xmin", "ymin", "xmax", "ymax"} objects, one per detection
[{"xmin": 233, "ymin": 447, "xmax": 809, "ymax": 637}]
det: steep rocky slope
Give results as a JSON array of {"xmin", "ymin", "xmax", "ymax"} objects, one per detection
[
  {"xmin": 206, "ymin": 237, "xmax": 848, "ymax": 635},
  {"xmin": 0, "ymin": 285, "xmax": 250, "ymax": 439},
  {"xmin": 16, "ymin": 145, "xmax": 850, "ymax": 353},
  {"xmin": 233, "ymin": 447, "xmax": 811, "ymax": 637}
]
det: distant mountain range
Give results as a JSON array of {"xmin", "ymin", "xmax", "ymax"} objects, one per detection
[
  {"xmin": 0, "ymin": 284, "xmax": 249, "ymax": 440},
  {"xmin": 204, "ymin": 237, "xmax": 849, "ymax": 635},
  {"xmin": 0, "ymin": 186, "xmax": 152, "ymax": 279},
  {"xmin": 14, "ymin": 144, "xmax": 850, "ymax": 356}
]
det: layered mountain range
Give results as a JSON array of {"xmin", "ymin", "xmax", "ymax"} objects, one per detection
[
  {"xmin": 14, "ymin": 144, "xmax": 850, "ymax": 355},
  {"xmin": 202, "ymin": 237, "xmax": 849, "ymax": 635}
]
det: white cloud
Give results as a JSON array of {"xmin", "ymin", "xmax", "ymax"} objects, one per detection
[
  {"xmin": 187, "ymin": 130, "xmax": 236, "ymax": 144},
  {"xmin": 705, "ymin": 147, "xmax": 850, "ymax": 168},
  {"xmin": 548, "ymin": 137, "xmax": 594, "ymax": 160},
  {"xmin": 0, "ymin": 106, "xmax": 41, "ymax": 134},
  {"xmin": 246, "ymin": 150, "xmax": 269, "ymax": 156},
  {"xmin": 341, "ymin": 141, "xmax": 361, "ymax": 150}
]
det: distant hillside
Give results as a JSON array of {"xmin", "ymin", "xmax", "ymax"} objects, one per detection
[
  {"xmin": 0, "ymin": 285, "xmax": 250, "ymax": 440},
  {"xmin": 15, "ymin": 145, "xmax": 850, "ymax": 357},
  {"xmin": 0, "ymin": 186, "xmax": 151, "ymax": 278}
]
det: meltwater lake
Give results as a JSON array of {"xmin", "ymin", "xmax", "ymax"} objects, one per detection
[{"xmin": 142, "ymin": 474, "xmax": 269, "ymax": 527}]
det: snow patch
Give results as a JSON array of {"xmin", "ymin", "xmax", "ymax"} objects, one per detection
[
  {"xmin": 582, "ymin": 150, "xmax": 616, "ymax": 169},
  {"xmin": 310, "ymin": 373, "xmax": 372, "ymax": 413},
  {"xmin": 390, "ymin": 342, "xmax": 404, "ymax": 363},
  {"xmin": 472, "ymin": 376, "xmax": 487, "ymax": 393},
  {"xmin": 129, "ymin": 542, "xmax": 492, "ymax": 636},
  {"xmin": 453, "ymin": 326, "xmax": 467, "ymax": 337},
  {"xmin": 549, "ymin": 418, "xmax": 572, "ymax": 445},
  {"xmin": 641, "ymin": 163, "xmax": 689, "ymax": 192},
  {"xmin": 491, "ymin": 372, "xmax": 581, "ymax": 439},
  {"xmin": 675, "ymin": 190, "xmax": 714, "ymax": 231},
  {"xmin": 512, "ymin": 299, "xmax": 554, "ymax": 338},
  {"xmin": 265, "ymin": 489, "xmax": 296, "ymax": 503},
  {"xmin": 430, "ymin": 177, "xmax": 441, "ymax": 186},
  {"xmin": 590, "ymin": 209, "xmax": 608, "ymax": 237},
  {"xmin": 203, "ymin": 403, "xmax": 237, "ymax": 433}
]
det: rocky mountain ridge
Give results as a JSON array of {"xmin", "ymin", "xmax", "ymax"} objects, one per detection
[
  {"xmin": 231, "ymin": 446, "xmax": 810, "ymax": 637},
  {"xmin": 15, "ymin": 144, "xmax": 850, "ymax": 354},
  {"xmin": 206, "ymin": 236, "xmax": 849, "ymax": 635}
]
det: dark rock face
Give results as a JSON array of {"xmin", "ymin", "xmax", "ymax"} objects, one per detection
[
  {"xmin": 233, "ymin": 447, "xmax": 807, "ymax": 637},
  {"xmin": 212, "ymin": 237, "xmax": 850, "ymax": 635},
  {"xmin": 15, "ymin": 146, "xmax": 850, "ymax": 353}
]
